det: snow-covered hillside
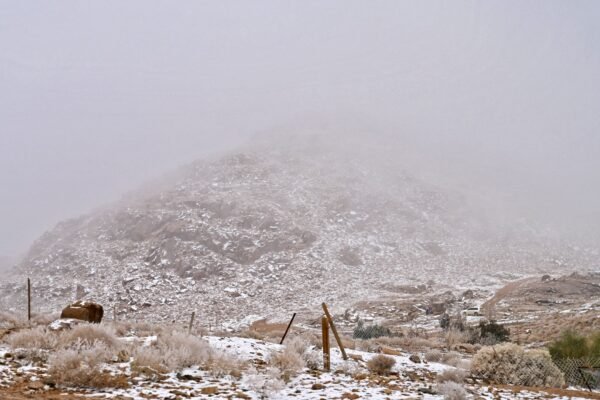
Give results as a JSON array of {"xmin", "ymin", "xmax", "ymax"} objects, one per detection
[{"xmin": 0, "ymin": 135, "xmax": 596, "ymax": 324}]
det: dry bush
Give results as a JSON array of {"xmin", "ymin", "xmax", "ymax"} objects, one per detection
[
  {"xmin": 0, "ymin": 311, "xmax": 25, "ymax": 329},
  {"xmin": 436, "ymin": 368, "xmax": 468, "ymax": 383},
  {"xmin": 111, "ymin": 321, "xmax": 173, "ymax": 337},
  {"xmin": 6, "ymin": 326, "xmax": 59, "ymax": 350},
  {"xmin": 366, "ymin": 354, "xmax": 396, "ymax": 375},
  {"xmin": 269, "ymin": 346, "xmax": 305, "ymax": 381},
  {"xmin": 441, "ymin": 351, "xmax": 460, "ymax": 364},
  {"xmin": 59, "ymin": 324, "xmax": 120, "ymax": 350},
  {"xmin": 445, "ymin": 329, "xmax": 471, "ymax": 349},
  {"xmin": 299, "ymin": 331, "xmax": 322, "ymax": 349},
  {"xmin": 132, "ymin": 331, "xmax": 212, "ymax": 374},
  {"xmin": 131, "ymin": 346, "xmax": 166, "ymax": 374},
  {"xmin": 471, "ymin": 343, "xmax": 564, "ymax": 387},
  {"xmin": 48, "ymin": 341, "xmax": 126, "ymax": 388},
  {"xmin": 436, "ymin": 381, "xmax": 468, "ymax": 400},
  {"xmin": 425, "ymin": 349, "xmax": 443, "ymax": 362},
  {"xmin": 243, "ymin": 366, "xmax": 285, "ymax": 398},
  {"xmin": 207, "ymin": 352, "xmax": 245, "ymax": 379},
  {"xmin": 31, "ymin": 312, "xmax": 60, "ymax": 326},
  {"xmin": 337, "ymin": 360, "xmax": 361, "ymax": 376},
  {"xmin": 238, "ymin": 329, "xmax": 266, "ymax": 341}
]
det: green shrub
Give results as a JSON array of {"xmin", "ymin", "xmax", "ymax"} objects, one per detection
[
  {"xmin": 353, "ymin": 320, "xmax": 393, "ymax": 340},
  {"xmin": 549, "ymin": 330, "xmax": 600, "ymax": 361},
  {"xmin": 477, "ymin": 320, "xmax": 510, "ymax": 344}
]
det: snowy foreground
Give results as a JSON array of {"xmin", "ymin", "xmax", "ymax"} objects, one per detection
[{"xmin": 1, "ymin": 335, "xmax": 596, "ymax": 399}]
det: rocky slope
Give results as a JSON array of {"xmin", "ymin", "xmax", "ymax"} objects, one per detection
[{"xmin": 0, "ymin": 134, "xmax": 597, "ymax": 326}]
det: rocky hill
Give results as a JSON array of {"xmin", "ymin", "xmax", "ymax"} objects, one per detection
[{"xmin": 0, "ymin": 134, "xmax": 597, "ymax": 326}]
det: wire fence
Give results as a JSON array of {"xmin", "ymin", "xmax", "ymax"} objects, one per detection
[
  {"xmin": 473, "ymin": 356, "xmax": 600, "ymax": 391},
  {"xmin": 554, "ymin": 357, "xmax": 600, "ymax": 390}
]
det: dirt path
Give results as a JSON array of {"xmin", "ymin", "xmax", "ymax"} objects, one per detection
[{"xmin": 481, "ymin": 277, "xmax": 538, "ymax": 316}]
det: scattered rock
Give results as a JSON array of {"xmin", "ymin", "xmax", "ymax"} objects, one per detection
[
  {"xmin": 201, "ymin": 386, "xmax": 219, "ymax": 394},
  {"xmin": 27, "ymin": 380, "xmax": 44, "ymax": 390},
  {"xmin": 409, "ymin": 354, "xmax": 421, "ymax": 363},
  {"xmin": 311, "ymin": 383, "xmax": 326, "ymax": 390}
]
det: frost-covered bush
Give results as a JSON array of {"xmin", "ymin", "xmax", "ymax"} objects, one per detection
[
  {"xmin": 132, "ymin": 331, "xmax": 212, "ymax": 373},
  {"xmin": 59, "ymin": 324, "xmax": 120, "ymax": 350},
  {"xmin": 243, "ymin": 366, "xmax": 285, "ymax": 399},
  {"xmin": 436, "ymin": 368, "xmax": 467, "ymax": 383},
  {"xmin": 436, "ymin": 381, "xmax": 468, "ymax": 400},
  {"xmin": 48, "ymin": 341, "xmax": 126, "ymax": 388},
  {"xmin": 366, "ymin": 354, "xmax": 396, "ymax": 375},
  {"xmin": 471, "ymin": 343, "xmax": 564, "ymax": 387},
  {"xmin": 269, "ymin": 336, "xmax": 320, "ymax": 380},
  {"xmin": 6, "ymin": 325, "xmax": 59, "ymax": 350}
]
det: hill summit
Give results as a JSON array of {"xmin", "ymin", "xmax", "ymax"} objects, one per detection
[{"xmin": 1, "ymin": 133, "xmax": 595, "ymax": 325}]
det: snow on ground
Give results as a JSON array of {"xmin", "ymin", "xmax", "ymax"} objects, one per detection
[{"xmin": 0, "ymin": 338, "xmax": 597, "ymax": 399}]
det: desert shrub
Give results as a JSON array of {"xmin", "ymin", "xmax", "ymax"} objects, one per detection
[
  {"xmin": 549, "ymin": 330, "xmax": 600, "ymax": 360},
  {"xmin": 131, "ymin": 346, "xmax": 166, "ymax": 374},
  {"xmin": 353, "ymin": 320, "xmax": 393, "ymax": 340},
  {"xmin": 476, "ymin": 320, "xmax": 509, "ymax": 345},
  {"xmin": 471, "ymin": 343, "xmax": 564, "ymax": 387},
  {"xmin": 425, "ymin": 349, "xmax": 443, "ymax": 362},
  {"xmin": 31, "ymin": 312, "xmax": 60, "ymax": 326},
  {"xmin": 207, "ymin": 352, "xmax": 245, "ymax": 378},
  {"xmin": 0, "ymin": 311, "xmax": 25, "ymax": 329},
  {"xmin": 440, "ymin": 313, "xmax": 466, "ymax": 332},
  {"xmin": 445, "ymin": 329, "xmax": 471, "ymax": 349},
  {"xmin": 436, "ymin": 368, "xmax": 467, "ymax": 383},
  {"xmin": 436, "ymin": 381, "xmax": 468, "ymax": 400},
  {"xmin": 132, "ymin": 331, "xmax": 212, "ymax": 374},
  {"xmin": 269, "ymin": 340, "xmax": 307, "ymax": 381},
  {"xmin": 366, "ymin": 354, "xmax": 396, "ymax": 375},
  {"xmin": 59, "ymin": 324, "xmax": 120, "ymax": 350},
  {"xmin": 6, "ymin": 326, "xmax": 59, "ymax": 350},
  {"xmin": 48, "ymin": 341, "xmax": 126, "ymax": 388},
  {"xmin": 243, "ymin": 366, "xmax": 285, "ymax": 398}
]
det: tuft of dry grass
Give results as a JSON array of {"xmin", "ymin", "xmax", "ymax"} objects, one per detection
[
  {"xmin": 436, "ymin": 381, "xmax": 468, "ymax": 400},
  {"xmin": 59, "ymin": 324, "xmax": 120, "ymax": 350},
  {"xmin": 5, "ymin": 325, "xmax": 59, "ymax": 350},
  {"xmin": 366, "ymin": 354, "xmax": 396, "ymax": 375},
  {"xmin": 436, "ymin": 368, "xmax": 468, "ymax": 383},
  {"xmin": 269, "ymin": 346, "xmax": 306, "ymax": 382}
]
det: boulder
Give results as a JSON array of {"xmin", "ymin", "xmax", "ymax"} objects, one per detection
[{"xmin": 60, "ymin": 301, "xmax": 104, "ymax": 323}]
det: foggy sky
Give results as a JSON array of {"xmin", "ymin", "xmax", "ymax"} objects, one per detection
[{"xmin": 1, "ymin": 1, "xmax": 600, "ymax": 258}]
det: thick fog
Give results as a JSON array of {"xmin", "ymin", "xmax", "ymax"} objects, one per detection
[{"xmin": 1, "ymin": 1, "xmax": 599, "ymax": 259}]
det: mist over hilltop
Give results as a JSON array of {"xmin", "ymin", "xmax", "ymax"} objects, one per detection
[{"xmin": 1, "ymin": 1, "xmax": 600, "ymax": 258}]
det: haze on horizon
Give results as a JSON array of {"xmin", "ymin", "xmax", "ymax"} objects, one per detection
[{"xmin": 1, "ymin": 1, "xmax": 600, "ymax": 260}]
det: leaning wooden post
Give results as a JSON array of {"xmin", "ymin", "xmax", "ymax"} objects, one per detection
[
  {"xmin": 188, "ymin": 311, "xmax": 196, "ymax": 334},
  {"xmin": 279, "ymin": 313, "xmax": 297, "ymax": 345},
  {"xmin": 321, "ymin": 315, "xmax": 330, "ymax": 371},
  {"xmin": 322, "ymin": 303, "xmax": 348, "ymax": 360},
  {"xmin": 27, "ymin": 278, "xmax": 31, "ymax": 322}
]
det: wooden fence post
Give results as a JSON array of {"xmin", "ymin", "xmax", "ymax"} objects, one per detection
[
  {"xmin": 322, "ymin": 315, "xmax": 330, "ymax": 371},
  {"xmin": 27, "ymin": 278, "xmax": 31, "ymax": 323},
  {"xmin": 280, "ymin": 313, "xmax": 297, "ymax": 345},
  {"xmin": 188, "ymin": 312, "xmax": 196, "ymax": 334},
  {"xmin": 322, "ymin": 303, "xmax": 348, "ymax": 360}
]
